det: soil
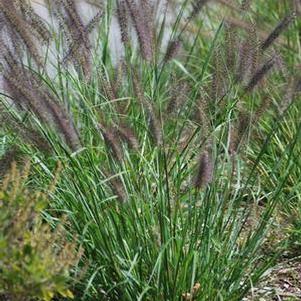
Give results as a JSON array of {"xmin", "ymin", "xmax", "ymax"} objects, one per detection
[{"xmin": 244, "ymin": 257, "xmax": 301, "ymax": 301}]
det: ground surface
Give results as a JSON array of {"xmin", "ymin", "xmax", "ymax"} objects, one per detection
[{"xmin": 245, "ymin": 257, "xmax": 301, "ymax": 301}]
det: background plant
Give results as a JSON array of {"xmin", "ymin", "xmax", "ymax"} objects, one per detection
[{"xmin": 0, "ymin": 161, "xmax": 81, "ymax": 301}]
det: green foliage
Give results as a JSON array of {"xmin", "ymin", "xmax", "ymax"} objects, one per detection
[
  {"xmin": 285, "ymin": 204, "xmax": 301, "ymax": 256},
  {"xmin": 0, "ymin": 0, "xmax": 300, "ymax": 300},
  {"xmin": 0, "ymin": 162, "xmax": 80, "ymax": 301}
]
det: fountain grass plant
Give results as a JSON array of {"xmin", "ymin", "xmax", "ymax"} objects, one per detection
[{"xmin": 0, "ymin": 0, "xmax": 300, "ymax": 300}]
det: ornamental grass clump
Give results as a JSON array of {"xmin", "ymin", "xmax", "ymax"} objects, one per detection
[{"xmin": 0, "ymin": 0, "xmax": 300, "ymax": 300}]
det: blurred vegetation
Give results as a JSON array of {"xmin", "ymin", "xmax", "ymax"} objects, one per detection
[{"xmin": 0, "ymin": 161, "xmax": 81, "ymax": 301}]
